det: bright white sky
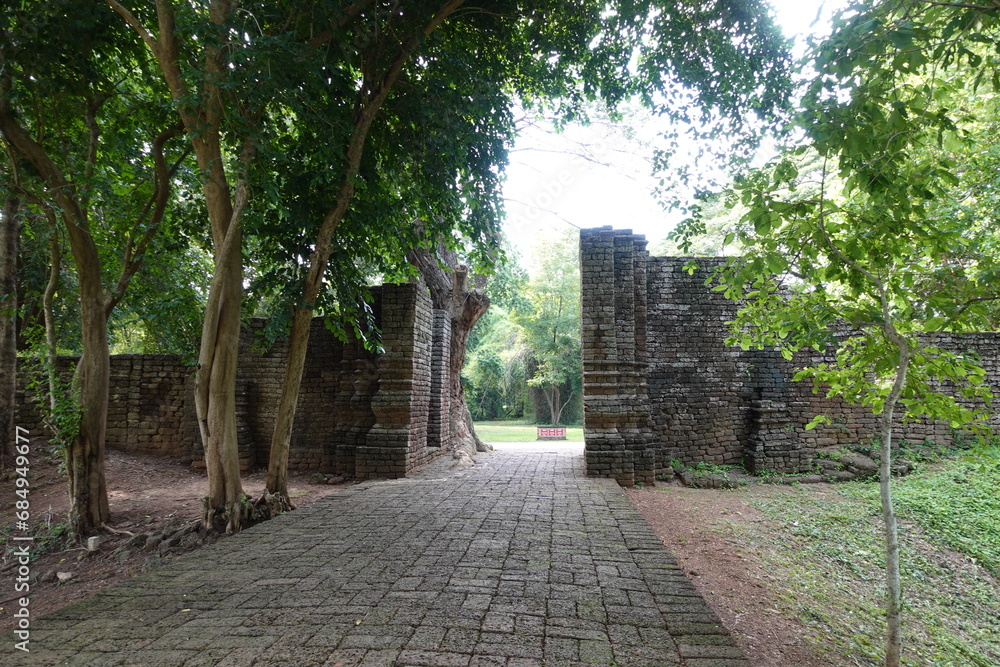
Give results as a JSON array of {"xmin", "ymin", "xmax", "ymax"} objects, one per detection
[{"xmin": 503, "ymin": 0, "xmax": 847, "ymax": 271}]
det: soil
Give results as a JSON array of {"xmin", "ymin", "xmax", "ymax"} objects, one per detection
[
  {"xmin": 628, "ymin": 482, "xmax": 837, "ymax": 667},
  {"xmin": 3, "ymin": 447, "xmax": 831, "ymax": 666},
  {"xmin": 0, "ymin": 443, "xmax": 350, "ymax": 631}
]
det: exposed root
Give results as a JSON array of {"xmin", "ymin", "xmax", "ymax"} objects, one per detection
[
  {"xmin": 99, "ymin": 523, "xmax": 134, "ymax": 537},
  {"xmin": 253, "ymin": 490, "xmax": 295, "ymax": 520},
  {"xmin": 202, "ymin": 495, "xmax": 254, "ymax": 534}
]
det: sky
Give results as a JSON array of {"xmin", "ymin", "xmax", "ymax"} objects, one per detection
[{"xmin": 502, "ymin": 0, "xmax": 847, "ymax": 271}]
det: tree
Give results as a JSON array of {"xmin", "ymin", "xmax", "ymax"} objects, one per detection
[
  {"xmin": 0, "ymin": 191, "xmax": 16, "ymax": 472},
  {"xmin": 677, "ymin": 2, "xmax": 1000, "ymax": 663},
  {"xmin": 1, "ymin": 3, "xmax": 189, "ymax": 536},
  {"xmin": 516, "ymin": 231, "xmax": 581, "ymax": 425}
]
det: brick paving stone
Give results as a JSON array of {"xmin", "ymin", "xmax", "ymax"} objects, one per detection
[{"xmin": 14, "ymin": 449, "xmax": 747, "ymax": 665}]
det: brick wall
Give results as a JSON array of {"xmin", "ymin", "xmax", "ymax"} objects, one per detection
[
  {"xmin": 16, "ymin": 356, "xmax": 197, "ymax": 460},
  {"xmin": 581, "ymin": 226, "xmax": 1000, "ymax": 486},
  {"xmin": 360, "ymin": 283, "xmax": 434, "ymax": 479},
  {"xmin": 17, "ymin": 281, "xmax": 448, "ymax": 479}
]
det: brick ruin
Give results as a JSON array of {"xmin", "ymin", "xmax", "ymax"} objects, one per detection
[
  {"xmin": 580, "ymin": 226, "xmax": 1000, "ymax": 487},
  {"xmin": 21, "ymin": 228, "xmax": 1000, "ymax": 488},
  {"xmin": 16, "ymin": 282, "xmax": 454, "ymax": 480}
]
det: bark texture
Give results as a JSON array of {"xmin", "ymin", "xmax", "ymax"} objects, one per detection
[
  {"xmin": 879, "ymin": 332, "xmax": 908, "ymax": 667},
  {"xmin": 409, "ymin": 241, "xmax": 491, "ymax": 455},
  {"xmin": 0, "ymin": 196, "xmax": 17, "ymax": 471}
]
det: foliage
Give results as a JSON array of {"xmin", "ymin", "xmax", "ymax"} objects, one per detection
[
  {"xmin": 20, "ymin": 331, "xmax": 80, "ymax": 452},
  {"xmin": 464, "ymin": 306, "xmax": 529, "ymax": 420},
  {"xmin": 847, "ymin": 452, "xmax": 1000, "ymax": 576},
  {"xmin": 2, "ymin": 0, "xmax": 202, "ymax": 357}
]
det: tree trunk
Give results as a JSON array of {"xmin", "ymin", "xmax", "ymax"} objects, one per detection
[
  {"xmin": 195, "ymin": 179, "xmax": 249, "ymax": 533},
  {"xmin": 543, "ymin": 385, "xmax": 573, "ymax": 426},
  {"xmin": 41, "ymin": 212, "xmax": 61, "ymax": 407},
  {"xmin": 260, "ymin": 304, "xmax": 311, "ymax": 514},
  {"xmin": 541, "ymin": 387, "xmax": 556, "ymax": 425},
  {"xmin": 0, "ymin": 103, "xmax": 110, "ymax": 538},
  {"xmin": 61, "ymin": 186, "xmax": 112, "ymax": 539},
  {"xmin": 409, "ymin": 241, "xmax": 491, "ymax": 455},
  {"xmin": 0, "ymin": 195, "xmax": 18, "ymax": 471},
  {"xmin": 68, "ymin": 288, "xmax": 111, "ymax": 537},
  {"xmin": 880, "ymin": 339, "xmax": 908, "ymax": 667}
]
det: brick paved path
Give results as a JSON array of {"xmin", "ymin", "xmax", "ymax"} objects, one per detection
[{"xmin": 16, "ymin": 449, "xmax": 748, "ymax": 666}]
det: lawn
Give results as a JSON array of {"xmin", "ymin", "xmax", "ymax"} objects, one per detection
[
  {"xmin": 730, "ymin": 450, "xmax": 1000, "ymax": 666},
  {"xmin": 473, "ymin": 421, "xmax": 584, "ymax": 443}
]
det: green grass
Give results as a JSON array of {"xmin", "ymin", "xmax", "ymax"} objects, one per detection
[
  {"xmin": 722, "ymin": 450, "xmax": 1000, "ymax": 666},
  {"xmin": 473, "ymin": 421, "xmax": 584, "ymax": 442}
]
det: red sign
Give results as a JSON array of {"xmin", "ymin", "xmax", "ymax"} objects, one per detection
[{"xmin": 537, "ymin": 427, "xmax": 567, "ymax": 440}]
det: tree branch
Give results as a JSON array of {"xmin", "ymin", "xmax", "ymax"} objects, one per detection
[
  {"xmin": 106, "ymin": 123, "xmax": 187, "ymax": 316},
  {"xmin": 918, "ymin": 0, "xmax": 1000, "ymax": 10},
  {"xmin": 102, "ymin": 0, "xmax": 159, "ymax": 54},
  {"xmin": 306, "ymin": 0, "xmax": 379, "ymax": 50}
]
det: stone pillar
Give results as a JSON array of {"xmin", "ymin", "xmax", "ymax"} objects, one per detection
[
  {"xmin": 581, "ymin": 227, "xmax": 656, "ymax": 487},
  {"xmin": 358, "ymin": 282, "xmax": 433, "ymax": 479},
  {"xmin": 631, "ymin": 236, "xmax": 657, "ymax": 482},
  {"xmin": 580, "ymin": 227, "xmax": 631, "ymax": 484},
  {"xmin": 427, "ymin": 309, "xmax": 452, "ymax": 450}
]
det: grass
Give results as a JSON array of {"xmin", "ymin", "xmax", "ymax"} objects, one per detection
[
  {"xmin": 719, "ymin": 449, "xmax": 1000, "ymax": 666},
  {"xmin": 473, "ymin": 420, "xmax": 584, "ymax": 443}
]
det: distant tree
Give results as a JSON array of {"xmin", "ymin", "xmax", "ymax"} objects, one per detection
[
  {"xmin": 515, "ymin": 231, "xmax": 581, "ymax": 425},
  {"xmin": 465, "ymin": 306, "xmax": 529, "ymax": 421}
]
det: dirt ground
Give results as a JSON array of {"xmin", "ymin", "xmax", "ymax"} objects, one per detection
[
  {"xmin": 0, "ymin": 444, "xmax": 349, "ymax": 631},
  {"xmin": 2, "ymin": 447, "xmax": 830, "ymax": 666},
  {"xmin": 628, "ymin": 483, "xmax": 836, "ymax": 667}
]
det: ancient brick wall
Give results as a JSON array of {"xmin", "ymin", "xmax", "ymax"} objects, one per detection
[
  {"xmin": 16, "ymin": 355, "xmax": 197, "ymax": 460},
  {"xmin": 359, "ymin": 283, "xmax": 435, "ymax": 479},
  {"xmin": 427, "ymin": 310, "xmax": 452, "ymax": 450},
  {"xmin": 580, "ymin": 228, "xmax": 657, "ymax": 486},
  {"xmin": 645, "ymin": 256, "xmax": 751, "ymax": 470},
  {"xmin": 17, "ymin": 281, "xmax": 448, "ymax": 479},
  {"xmin": 581, "ymin": 226, "xmax": 1000, "ymax": 485}
]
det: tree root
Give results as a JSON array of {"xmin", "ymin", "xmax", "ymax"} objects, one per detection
[
  {"xmin": 202, "ymin": 495, "xmax": 255, "ymax": 534},
  {"xmin": 252, "ymin": 490, "xmax": 295, "ymax": 521},
  {"xmin": 200, "ymin": 491, "xmax": 297, "ymax": 534},
  {"xmin": 99, "ymin": 523, "xmax": 134, "ymax": 537}
]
